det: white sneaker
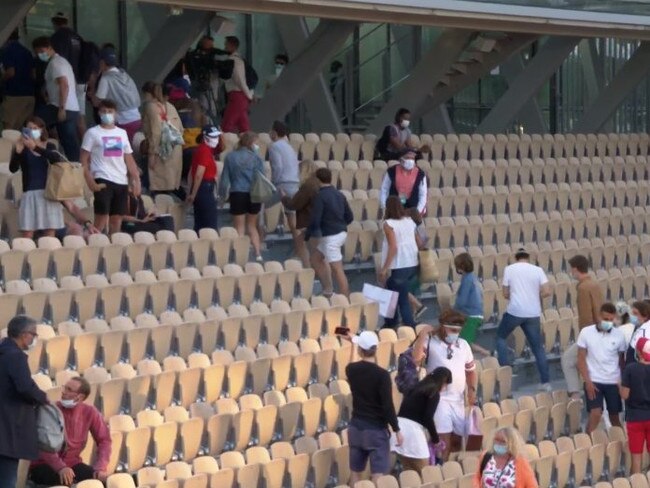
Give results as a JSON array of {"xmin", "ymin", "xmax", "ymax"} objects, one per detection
[{"xmin": 538, "ymin": 383, "xmax": 553, "ymax": 392}]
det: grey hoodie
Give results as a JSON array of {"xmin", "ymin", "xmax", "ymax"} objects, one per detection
[{"xmin": 97, "ymin": 67, "xmax": 141, "ymax": 115}]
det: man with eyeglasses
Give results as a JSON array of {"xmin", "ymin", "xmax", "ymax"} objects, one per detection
[
  {"xmin": 29, "ymin": 376, "xmax": 111, "ymax": 486},
  {"xmin": 0, "ymin": 315, "xmax": 48, "ymax": 488},
  {"xmin": 415, "ymin": 309, "xmax": 477, "ymax": 462}
]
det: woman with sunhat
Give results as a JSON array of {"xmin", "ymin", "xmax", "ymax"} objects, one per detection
[
  {"xmin": 621, "ymin": 336, "xmax": 650, "ymax": 473},
  {"xmin": 187, "ymin": 125, "xmax": 220, "ymax": 231}
]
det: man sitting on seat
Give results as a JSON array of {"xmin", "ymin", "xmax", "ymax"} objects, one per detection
[{"xmin": 29, "ymin": 377, "xmax": 111, "ymax": 486}]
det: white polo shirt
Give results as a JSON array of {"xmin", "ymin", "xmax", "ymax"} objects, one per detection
[
  {"xmin": 576, "ymin": 324, "xmax": 627, "ymax": 384},
  {"xmin": 426, "ymin": 335, "xmax": 475, "ymax": 403},
  {"xmin": 502, "ymin": 261, "xmax": 548, "ymax": 317},
  {"xmin": 630, "ymin": 320, "xmax": 650, "ymax": 351}
]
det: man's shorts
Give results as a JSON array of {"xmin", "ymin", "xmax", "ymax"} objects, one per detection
[
  {"xmin": 433, "ymin": 398, "xmax": 466, "ymax": 436},
  {"xmin": 348, "ymin": 423, "xmax": 391, "ymax": 475},
  {"xmin": 229, "ymin": 192, "xmax": 262, "ymax": 216},
  {"xmin": 93, "ymin": 179, "xmax": 128, "ymax": 216},
  {"xmin": 316, "ymin": 231, "xmax": 347, "ymax": 263},
  {"xmin": 627, "ymin": 420, "xmax": 650, "ymax": 454},
  {"xmin": 76, "ymin": 84, "xmax": 87, "ymax": 114},
  {"xmin": 584, "ymin": 382, "xmax": 623, "ymax": 414}
]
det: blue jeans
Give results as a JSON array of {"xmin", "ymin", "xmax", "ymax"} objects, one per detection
[
  {"xmin": 0, "ymin": 455, "xmax": 18, "ymax": 488},
  {"xmin": 40, "ymin": 105, "xmax": 80, "ymax": 161},
  {"xmin": 193, "ymin": 181, "xmax": 218, "ymax": 232},
  {"xmin": 496, "ymin": 312, "xmax": 550, "ymax": 383},
  {"xmin": 383, "ymin": 266, "xmax": 417, "ymax": 328}
]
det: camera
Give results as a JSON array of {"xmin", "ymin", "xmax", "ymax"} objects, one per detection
[{"xmin": 186, "ymin": 47, "xmax": 233, "ymax": 93}]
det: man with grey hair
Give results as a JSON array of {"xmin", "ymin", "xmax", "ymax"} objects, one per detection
[{"xmin": 0, "ymin": 315, "xmax": 48, "ymax": 488}]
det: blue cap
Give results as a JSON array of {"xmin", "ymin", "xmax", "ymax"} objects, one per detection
[{"xmin": 100, "ymin": 46, "xmax": 118, "ymax": 67}]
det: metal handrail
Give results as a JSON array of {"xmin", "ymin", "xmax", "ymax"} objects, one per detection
[
  {"xmin": 351, "ymin": 73, "xmax": 411, "ymax": 115},
  {"xmin": 332, "ymin": 23, "xmax": 386, "ymax": 59}
]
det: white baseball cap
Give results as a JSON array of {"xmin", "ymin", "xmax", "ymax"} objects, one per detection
[{"xmin": 352, "ymin": 331, "xmax": 379, "ymax": 350}]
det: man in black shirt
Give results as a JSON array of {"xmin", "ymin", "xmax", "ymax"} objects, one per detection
[{"xmin": 346, "ymin": 331, "xmax": 402, "ymax": 483}]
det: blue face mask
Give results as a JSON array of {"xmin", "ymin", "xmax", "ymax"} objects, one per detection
[
  {"xmin": 37, "ymin": 52, "xmax": 51, "ymax": 63},
  {"xmin": 100, "ymin": 113, "xmax": 115, "ymax": 126},
  {"xmin": 600, "ymin": 320, "xmax": 614, "ymax": 332},
  {"xmin": 631, "ymin": 315, "xmax": 640, "ymax": 326},
  {"xmin": 493, "ymin": 444, "xmax": 509, "ymax": 456},
  {"xmin": 445, "ymin": 333, "xmax": 459, "ymax": 344},
  {"xmin": 30, "ymin": 129, "xmax": 42, "ymax": 140}
]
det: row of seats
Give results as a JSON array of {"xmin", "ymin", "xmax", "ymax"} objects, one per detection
[{"xmin": 301, "ymin": 156, "xmax": 650, "ymax": 192}]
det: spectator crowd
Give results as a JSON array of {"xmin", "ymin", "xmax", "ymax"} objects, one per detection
[{"xmin": 2, "ymin": 12, "xmax": 650, "ymax": 488}]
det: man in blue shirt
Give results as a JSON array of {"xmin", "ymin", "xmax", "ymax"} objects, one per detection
[
  {"xmin": 1, "ymin": 30, "xmax": 35, "ymax": 130},
  {"xmin": 305, "ymin": 168, "xmax": 353, "ymax": 297}
]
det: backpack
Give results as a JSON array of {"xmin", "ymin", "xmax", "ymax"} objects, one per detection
[
  {"xmin": 37, "ymin": 404, "xmax": 66, "ymax": 453},
  {"xmin": 244, "ymin": 62, "xmax": 258, "ymax": 90},
  {"xmin": 374, "ymin": 124, "xmax": 395, "ymax": 158},
  {"xmin": 79, "ymin": 40, "xmax": 100, "ymax": 85},
  {"xmin": 157, "ymin": 103, "xmax": 184, "ymax": 160},
  {"xmin": 395, "ymin": 347, "xmax": 421, "ymax": 395}
]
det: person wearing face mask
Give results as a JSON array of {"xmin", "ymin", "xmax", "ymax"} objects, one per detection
[
  {"xmin": 620, "ymin": 337, "xmax": 650, "ymax": 473},
  {"xmin": 453, "ymin": 253, "xmax": 490, "ymax": 356},
  {"xmin": 626, "ymin": 300, "xmax": 650, "ymax": 365},
  {"xmin": 141, "ymin": 81, "xmax": 185, "ymax": 199},
  {"xmin": 92, "ymin": 46, "xmax": 141, "ymax": 144},
  {"xmin": 476, "ymin": 427, "xmax": 538, "ymax": 488},
  {"xmin": 375, "ymin": 107, "xmax": 420, "ymax": 161},
  {"xmin": 379, "ymin": 150, "xmax": 428, "ymax": 214},
  {"xmin": 415, "ymin": 310, "xmax": 477, "ymax": 462},
  {"xmin": 576, "ymin": 302, "xmax": 626, "ymax": 433},
  {"xmin": 32, "ymin": 36, "xmax": 81, "ymax": 162},
  {"xmin": 186, "ymin": 125, "xmax": 221, "ymax": 232},
  {"xmin": 80, "ymin": 99, "xmax": 141, "ymax": 234},
  {"xmin": 561, "ymin": 254, "xmax": 604, "ymax": 401},
  {"xmin": 218, "ymin": 131, "xmax": 265, "ymax": 261},
  {"xmin": 9, "ymin": 116, "xmax": 65, "ymax": 238},
  {"xmin": 0, "ymin": 315, "xmax": 48, "ymax": 488},
  {"xmin": 29, "ymin": 377, "xmax": 111, "ymax": 486},
  {"xmin": 391, "ymin": 367, "xmax": 452, "ymax": 474},
  {"xmin": 262, "ymin": 53, "xmax": 288, "ymax": 97}
]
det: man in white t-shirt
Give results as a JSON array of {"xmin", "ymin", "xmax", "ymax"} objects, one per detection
[
  {"xmin": 416, "ymin": 310, "xmax": 477, "ymax": 462},
  {"xmin": 497, "ymin": 247, "xmax": 552, "ymax": 391},
  {"xmin": 32, "ymin": 36, "xmax": 81, "ymax": 161},
  {"xmin": 576, "ymin": 302, "xmax": 626, "ymax": 433},
  {"xmin": 80, "ymin": 99, "xmax": 141, "ymax": 234}
]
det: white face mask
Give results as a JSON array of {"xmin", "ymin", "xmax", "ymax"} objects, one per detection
[
  {"xmin": 402, "ymin": 159, "xmax": 415, "ymax": 171},
  {"xmin": 252, "ymin": 144, "xmax": 260, "ymax": 153},
  {"xmin": 205, "ymin": 137, "xmax": 219, "ymax": 148},
  {"xmin": 60, "ymin": 399, "xmax": 77, "ymax": 409},
  {"xmin": 275, "ymin": 64, "xmax": 284, "ymax": 76},
  {"xmin": 400, "ymin": 120, "xmax": 410, "ymax": 129}
]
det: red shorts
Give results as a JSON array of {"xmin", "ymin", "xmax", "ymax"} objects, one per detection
[{"xmin": 626, "ymin": 420, "xmax": 650, "ymax": 454}]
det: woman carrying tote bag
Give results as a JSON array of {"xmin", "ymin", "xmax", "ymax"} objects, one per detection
[{"xmin": 10, "ymin": 117, "xmax": 65, "ymax": 238}]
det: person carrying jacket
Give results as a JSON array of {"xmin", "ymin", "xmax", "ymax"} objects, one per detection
[{"xmin": 0, "ymin": 315, "xmax": 49, "ymax": 488}]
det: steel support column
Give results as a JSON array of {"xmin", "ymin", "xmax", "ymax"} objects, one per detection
[
  {"xmin": 501, "ymin": 54, "xmax": 546, "ymax": 133},
  {"xmin": 367, "ymin": 29, "xmax": 474, "ymax": 135},
  {"xmin": 273, "ymin": 17, "xmax": 344, "ymax": 133},
  {"xmin": 250, "ymin": 20, "xmax": 355, "ymax": 131},
  {"xmin": 573, "ymin": 42, "xmax": 650, "ymax": 133},
  {"xmin": 129, "ymin": 9, "xmax": 216, "ymax": 87},
  {"xmin": 413, "ymin": 33, "xmax": 536, "ymax": 124},
  {"xmin": 476, "ymin": 36, "xmax": 580, "ymax": 134},
  {"xmin": 1, "ymin": 0, "xmax": 36, "ymax": 44}
]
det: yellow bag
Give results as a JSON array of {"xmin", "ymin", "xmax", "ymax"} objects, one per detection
[
  {"xmin": 44, "ymin": 162, "xmax": 85, "ymax": 201},
  {"xmin": 419, "ymin": 249, "xmax": 439, "ymax": 283}
]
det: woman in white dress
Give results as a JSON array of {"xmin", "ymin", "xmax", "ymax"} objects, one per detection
[{"xmin": 391, "ymin": 366, "xmax": 452, "ymax": 473}]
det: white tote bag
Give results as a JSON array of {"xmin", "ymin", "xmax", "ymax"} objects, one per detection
[{"xmin": 362, "ymin": 283, "xmax": 399, "ymax": 318}]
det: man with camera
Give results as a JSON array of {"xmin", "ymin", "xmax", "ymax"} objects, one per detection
[{"xmin": 185, "ymin": 36, "xmax": 224, "ymax": 119}]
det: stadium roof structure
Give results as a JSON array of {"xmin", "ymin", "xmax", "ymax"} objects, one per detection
[{"xmin": 140, "ymin": 0, "xmax": 650, "ymax": 39}]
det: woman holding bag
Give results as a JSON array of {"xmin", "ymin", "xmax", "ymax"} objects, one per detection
[
  {"xmin": 218, "ymin": 131, "xmax": 265, "ymax": 262},
  {"xmin": 379, "ymin": 195, "xmax": 424, "ymax": 328},
  {"xmin": 10, "ymin": 116, "xmax": 65, "ymax": 238},
  {"xmin": 391, "ymin": 367, "xmax": 452, "ymax": 473},
  {"xmin": 141, "ymin": 81, "xmax": 185, "ymax": 198}
]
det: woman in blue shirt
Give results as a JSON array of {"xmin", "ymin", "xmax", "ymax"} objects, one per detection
[
  {"xmin": 454, "ymin": 252, "xmax": 489, "ymax": 356},
  {"xmin": 9, "ymin": 116, "xmax": 64, "ymax": 238},
  {"xmin": 218, "ymin": 131, "xmax": 264, "ymax": 261}
]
